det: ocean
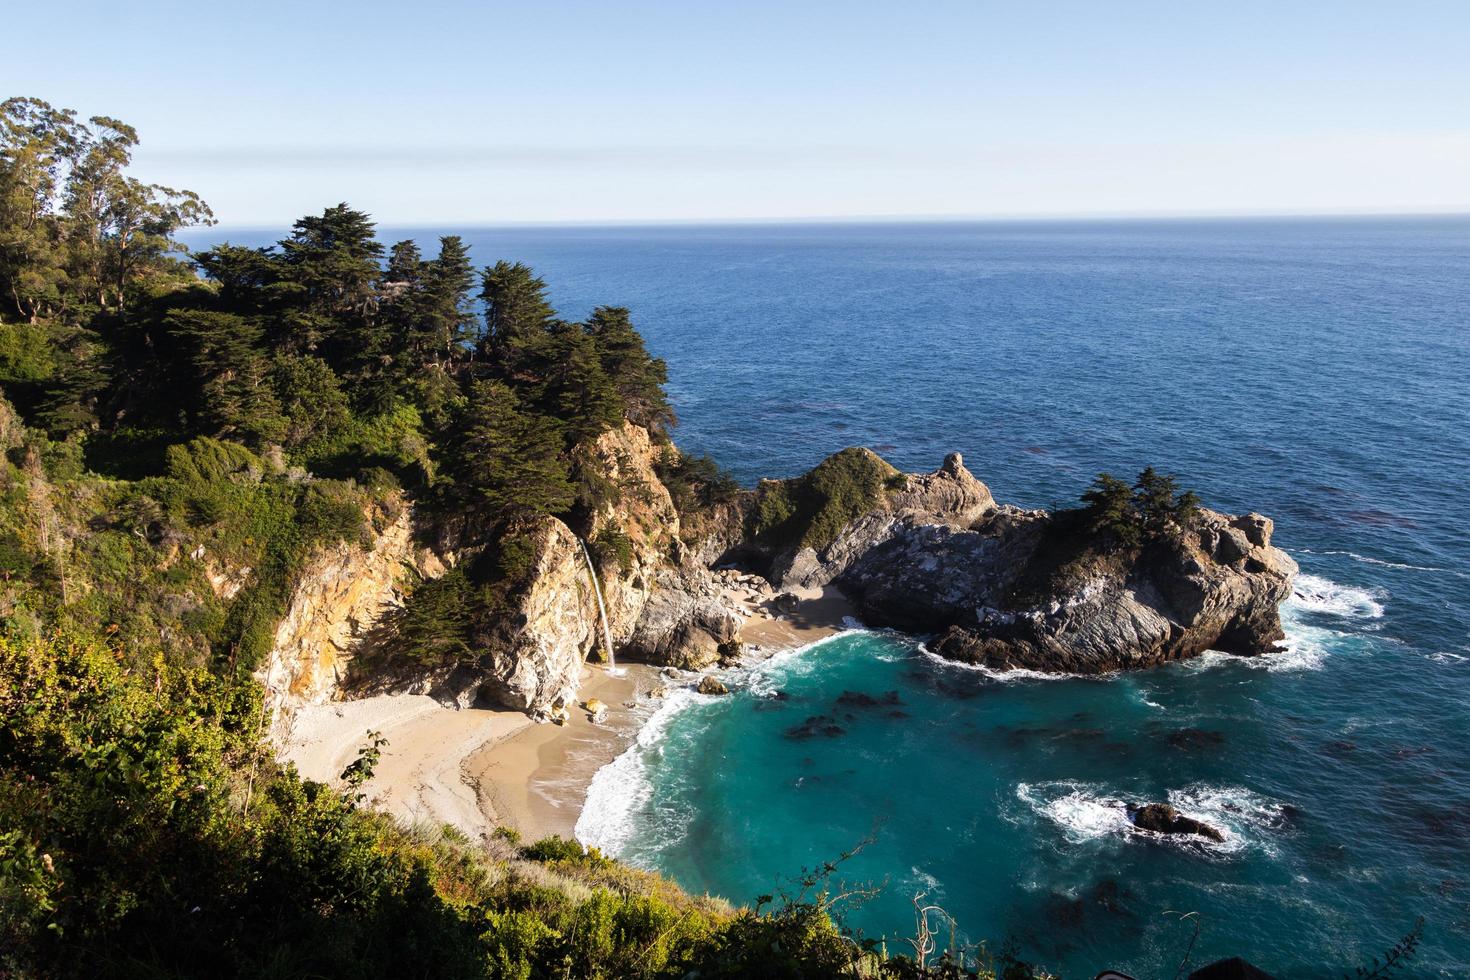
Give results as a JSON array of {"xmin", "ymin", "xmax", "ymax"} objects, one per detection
[{"xmin": 194, "ymin": 217, "xmax": 1470, "ymax": 975}]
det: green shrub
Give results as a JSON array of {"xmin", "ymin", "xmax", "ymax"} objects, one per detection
[
  {"xmin": 522, "ymin": 834, "xmax": 610, "ymax": 866},
  {"xmin": 591, "ymin": 524, "xmax": 635, "ymax": 574},
  {"xmin": 750, "ymin": 447, "xmax": 897, "ymax": 551},
  {"xmin": 165, "ymin": 435, "xmax": 263, "ymax": 484}
]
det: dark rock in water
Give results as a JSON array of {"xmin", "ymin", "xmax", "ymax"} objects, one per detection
[
  {"xmin": 835, "ymin": 689, "xmax": 904, "ymax": 708},
  {"xmin": 1323, "ymin": 739, "xmax": 1358, "ymax": 757},
  {"xmin": 1127, "ymin": 803, "xmax": 1225, "ymax": 842},
  {"xmin": 784, "ymin": 714, "xmax": 847, "ymax": 740},
  {"xmin": 751, "ymin": 689, "xmax": 793, "ymax": 712},
  {"xmin": 1187, "ymin": 956, "xmax": 1278, "ymax": 979},
  {"xmin": 1166, "ymin": 727, "xmax": 1227, "ymax": 751},
  {"xmin": 696, "ymin": 676, "xmax": 730, "ymax": 696},
  {"xmin": 1087, "ymin": 878, "xmax": 1135, "ymax": 917},
  {"xmin": 1344, "ymin": 508, "xmax": 1418, "ymax": 529}
]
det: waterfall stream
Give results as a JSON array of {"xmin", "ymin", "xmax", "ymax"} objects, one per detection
[{"xmin": 577, "ymin": 537, "xmax": 622, "ymax": 674}]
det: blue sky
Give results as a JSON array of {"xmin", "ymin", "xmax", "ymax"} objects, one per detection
[{"xmin": 8, "ymin": 1, "xmax": 1469, "ymax": 224}]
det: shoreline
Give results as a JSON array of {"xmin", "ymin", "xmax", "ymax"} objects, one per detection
[{"xmin": 279, "ymin": 585, "xmax": 857, "ymax": 844}]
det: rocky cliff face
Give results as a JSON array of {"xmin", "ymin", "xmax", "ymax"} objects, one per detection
[
  {"xmin": 257, "ymin": 503, "xmax": 426, "ymax": 738},
  {"xmin": 756, "ymin": 452, "xmax": 1297, "ymax": 674},
  {"xmin": 263, "ymin": 423, "xmax": 748, "ymax": 721},
  {"xmin": 264, "ymin": 438, "xmax": 1296, "ymax": 723},
  {"xmin": 469, "ymin": 515, "xmax": 600, "ymax": 716}
]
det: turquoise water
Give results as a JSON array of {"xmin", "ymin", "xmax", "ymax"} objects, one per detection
[{"xmin": 191, "ymin": 218, "xmax": 1470, "ymax": 974}]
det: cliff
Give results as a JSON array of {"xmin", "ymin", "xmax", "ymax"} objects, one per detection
[
  {"xmin": 736, "ymin": 450, "xmax": 1296, "ymax": 673},
  {"xmin": 259, "ymin": 422, "xmax": 748, "ymax": 723},
  {"xmin": 260, "ymin": 442, "xmax": 1295, "ymax": 727}
]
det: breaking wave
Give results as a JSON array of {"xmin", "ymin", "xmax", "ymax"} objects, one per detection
[
  {"xmin": 1015, "ymin": 780, "xmax": 1290, "ymax": 856},
  {"xmin": 1288, "ymin": 573, "xmax": 1385, "ymax": 619}
]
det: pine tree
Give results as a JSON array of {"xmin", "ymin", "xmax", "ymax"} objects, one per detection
[
  {"xmin": 1080, "ymin": 472, "xmax": 1141, "ymax": 547},
  {"xmin": 539, "ymin": 326, "xmax": 623, "ymax": 447},
  {"xmin": 586, "ymin": 305, "xmax": 674, "ymax": 432},
  {"xmin": 478, "ymin": 260, "xmax": 553, "ymax": 374},
  {"xmin": 443, "ymin": 380, "xmax": 574, "ymax": 517},
  {"xmin": 276, "ymin": 203, "xmax": 383, "ymax": 359},
  {"xmin": 421, "ymin": 235, "xmax": 477, "ymax": 361}
]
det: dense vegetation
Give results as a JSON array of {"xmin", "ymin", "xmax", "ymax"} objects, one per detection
[
  {"xmin": 0, "ymin": 99, "xmax": 1051, "ymax": 978},
  {"xmin": 750, "ymin": 447, "xmax": 903, "ymax": 551}
]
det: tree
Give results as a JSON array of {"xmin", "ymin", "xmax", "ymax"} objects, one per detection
[
  {"xmin": 0, "ymin": 98, "xmax": 211, "ymax": 321},
  {"xmin": 1080, "ymin": 467, "xmax": 1200, "ymax": 548},
  {"xmin": 1080, "ymin": 472, "xmax": 1141, "ymax": 547},
  {"xmin": 163, "ymin": 309, "xmax": 285, "ymax": 445},
  {"xmin": 276, "ymin": 203, "xmax": 383, "ymax": 357},
  {"xmin": 442, "ymin": 381, "xmax": 574, "ymax": 517},
  {"xmin": 538, "ymin": 326, "xmax": 623, "ymax": 447},
  {"xmin": 478, "ymin": 260, "xmax": 553, "ymax": 372},
  {"xmin": 420, "ymin": 235, "xmax": 478, "ymax": 361},
  {"xmin": 1133, "ymin": 466, "xmax": 1199, "ymax": 535},
  {"xmin": 586, "ymin": 305, "xmax": 674, "ymax": 432},
  {"xmin": 0, "ymin": 98, "xmax": 77, "ymax": 322}
]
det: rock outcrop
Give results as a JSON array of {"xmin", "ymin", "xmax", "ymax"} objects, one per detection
[
  {"xmin": 1127, "ymin": 802, "xmax": 1226, "ymax": 842},
  {"xmin": 257, "ymin": 503, "xmax": 425, "ymax": 738},
  {"xmin": 918, "ymin": 506, "xmax": 1296, "ymax": 673},
  {"xmin": 469, "ymin": 515, "xmax": 600, "ymax": 716},
  {"xmin": 265, "ymin": 439, "xmax": 1296, "ymax": 723},
  {"xmin": 736, "ymin": 450, "xmax": 1296, "ymax": 675}
]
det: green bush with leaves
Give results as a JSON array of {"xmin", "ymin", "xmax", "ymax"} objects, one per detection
[{"xmin": 751, "ymin": 447, "xmax": 899, "ymax": 551}]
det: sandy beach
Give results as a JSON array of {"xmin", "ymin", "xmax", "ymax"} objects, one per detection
[{"xmin": 278, "ymin": 585, "xmax": 856, "ymax": 844}]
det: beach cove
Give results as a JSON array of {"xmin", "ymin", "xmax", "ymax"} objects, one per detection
[{"xmin": 279, "ymin": 587, "xmax": 858, "ymax": 844}]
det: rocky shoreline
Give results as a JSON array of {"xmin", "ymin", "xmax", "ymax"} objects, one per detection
[{"xmin": 258, "ymin": 428, "xmax": 1297, "ymax": 744}]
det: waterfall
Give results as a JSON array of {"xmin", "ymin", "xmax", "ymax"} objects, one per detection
[{"xmin": 577, "ymin": 537, "xmax": 621, "ymax": 674}]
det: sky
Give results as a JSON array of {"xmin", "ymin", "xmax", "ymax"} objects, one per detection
[{"xmin": 6, "ymin": 1, "xmax": 1470, "ymax": 225}]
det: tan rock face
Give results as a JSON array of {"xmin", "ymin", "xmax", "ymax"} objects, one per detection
[
  {"xmin": 256, "ymin": 503, "xmax": 423, "ymax": 738},
  {"xmin": 771, "ymin": 452, "xmax": 999, "ymax": 591},
  {"xmin": 476, "ymin": 515, "xmax": 598, "ymax": 716},
  {"xmin": 585, "ymin": 422, "xmax": 681, "ymax": 642}
]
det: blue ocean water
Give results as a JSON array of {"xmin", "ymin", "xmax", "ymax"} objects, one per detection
[{"xmin": 197, "ymin": 218, "xmax": 1470, "ymax": 974}]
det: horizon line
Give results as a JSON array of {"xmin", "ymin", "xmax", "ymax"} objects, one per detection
[{"xmin": 184, "ymin": 206, "xmax": 1470, "ymax": 233}]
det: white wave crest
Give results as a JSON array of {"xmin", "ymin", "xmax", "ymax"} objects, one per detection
[
  {"xmin": 1288, "ymin": 573, "xmax": 1385, "ymax": 619},
  {"xmin": 575, "ymin": 629, "xmax": 867, "ymax": 854},
  {"xmin": 1296, "ymin": 548, "xmax": 1443, "ymax": 573},
  {"xmin": 1015, "ymin": 781, "xmax": 1133, "ymax": 844},
  {"xmin": 916, "ymin": 644, "xmax": 1104, "ymax": 683},
  {"xmin": 1016, "ymin": 781, "xmax": 1288, "ymax": 856},
  {"xmin": 574, "ymin": 687, "xmax": 702, "ymax": 855}
]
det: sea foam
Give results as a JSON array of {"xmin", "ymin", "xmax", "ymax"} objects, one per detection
[
  {"xmin": 1288, "ymin": 573, "xmax": 1385, "ymax": 619},
  {"xmin": 574, "ymin": 629, "xmax": 866, "ymax": 855},
  {"xmin": 1015, "ymin": 780, "xmax": 1288, "ymax": 856}
]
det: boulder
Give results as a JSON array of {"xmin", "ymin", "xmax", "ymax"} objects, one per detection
[
  {"xmin": 1127, "ymin": 803, "xmax": 1225, "ymax": 842},
  {"xmin": 625, "ymin": 568, "xmax": 744, "ymax": 669},
  {"xmin": 697, "ymin": 675, "xmax": 730, "ymax": 696}
]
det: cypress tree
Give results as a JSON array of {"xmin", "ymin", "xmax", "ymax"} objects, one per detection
[{"xmin": 443, "ymin": 380, "xmax": 574, "ymax": 517}]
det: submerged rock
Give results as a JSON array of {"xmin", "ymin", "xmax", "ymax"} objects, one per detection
[{"xmin": 1127, "ymin": 802, "xmax": 1225, "ymax": 842}]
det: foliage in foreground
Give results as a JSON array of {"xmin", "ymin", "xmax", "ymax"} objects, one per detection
[{"xmin": 0, "ymin": 629, "xmax": 1058, "ymax": 979}]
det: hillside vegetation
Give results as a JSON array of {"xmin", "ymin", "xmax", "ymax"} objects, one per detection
[{"xmin": 0, "ymin": 98, "xmax": 1050, "ymax": 978}]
